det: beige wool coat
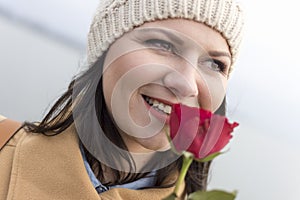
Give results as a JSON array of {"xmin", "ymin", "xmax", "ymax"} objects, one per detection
[{"xmin": 0, "ymin": 117, "xmax": 184, "ymax": 200}]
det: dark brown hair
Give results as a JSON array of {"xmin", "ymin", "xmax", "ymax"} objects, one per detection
[{"xmin": 24, "ymin": 52, "xmax": 226, "ymax": 194}]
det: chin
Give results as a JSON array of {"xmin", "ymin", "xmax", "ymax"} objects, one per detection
[{"xmin": 138, "ymin": 133, "xmax": 171, "ymax": 152}]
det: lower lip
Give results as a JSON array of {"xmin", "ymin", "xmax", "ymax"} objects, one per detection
[{"xmin": 143, "ymin": 98, "xmax": 170, "ymax": 125}]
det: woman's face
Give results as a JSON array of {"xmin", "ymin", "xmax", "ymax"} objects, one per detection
[{"xmin": 102, "ymin": 19, "xmax": 231, "ymax": 153}]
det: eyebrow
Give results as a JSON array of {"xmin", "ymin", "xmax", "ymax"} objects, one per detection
[
  {"xmin": 137, "ymin": 28, "xmax": 232, "ymax": 59},
  {"xmin": 208, "ymin": 50, "xmax": 231, "ymax": 59},
  {"xmin": 137, "ymin": 28, "xmax": 185, "ymax": 45}
]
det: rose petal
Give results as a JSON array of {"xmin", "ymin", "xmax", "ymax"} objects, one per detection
[{"xmin": 169, "ymin": 103, "xmax": 239, "ymax": 159}]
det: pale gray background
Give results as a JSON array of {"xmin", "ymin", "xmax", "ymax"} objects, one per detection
[{"xmin": 0, "ymin": 0, "xmax": 299, "ymax": 199}]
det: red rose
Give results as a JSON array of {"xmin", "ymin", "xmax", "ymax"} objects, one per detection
[{"xmin": 170, "ymin": 104, "xmax": 239, "ymax": 159}]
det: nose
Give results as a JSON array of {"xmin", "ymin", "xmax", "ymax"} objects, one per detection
[{"xmin": 162, "ymin": 65, "xmax": 198, "ymax": 99}]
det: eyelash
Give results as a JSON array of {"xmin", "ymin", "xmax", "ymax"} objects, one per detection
[
  {"xmin": 144, "ymin": 39, "xmax": 177, "ymax": 54},
  {"xmin": 144, "ymin": 39, "xmax": 227, "ymax": 75},
  {"xmin": 199, "ymin": 59, "xmax": 227, "ymax": 74}
]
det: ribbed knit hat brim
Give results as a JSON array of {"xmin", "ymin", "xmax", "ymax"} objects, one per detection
[{"xmin": 87, "ymin": 0, "xmax": 244, "ymax": 70}]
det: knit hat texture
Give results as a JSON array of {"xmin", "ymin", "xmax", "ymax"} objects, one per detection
[{"xmin": 87, "ymin": 0, "xmax": 244, "ymax": 69}]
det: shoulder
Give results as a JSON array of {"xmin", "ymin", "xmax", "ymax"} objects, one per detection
[
  {"xmin": 0, "ymin": 124, "xmax": 95, "ymax": 200},
  {"xmin": 0, "ymin": 124, "xmax": 80, "ymax": 176},
  {"xmin": 16, "ymin": 125, "xmax": 79, "ymax": 150},
  {"xmin": 0, "ymin": 116, "xmax": 23, "ymax": 150},
  {"xmin": 1, "ymin": 123, "xmax": 79, "ymax": 153},
  {"xmin": 0, "ymin": 115, "xmax": 6, "ymax": 122}
]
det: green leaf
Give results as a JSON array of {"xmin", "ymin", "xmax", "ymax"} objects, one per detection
[
  {"xmin": 188, "ymin": 190, "xmax": 237, "ymax": 200},
  {"xmin": 162, "ymin": 193, "xmax": 178, "ymax": 200},
  {"xmin": 196, "ymin": 152, "xmax": 223, "ymax": 162}
]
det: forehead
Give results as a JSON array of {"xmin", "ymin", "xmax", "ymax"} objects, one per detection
[{"xmin": 137, "ymin": 19, "xmax": 230, "ymax": 54}]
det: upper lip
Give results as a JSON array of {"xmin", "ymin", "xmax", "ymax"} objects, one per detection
[{"xmin": 142, "ymin": 94, "xmax": 177, "ymax": 106}]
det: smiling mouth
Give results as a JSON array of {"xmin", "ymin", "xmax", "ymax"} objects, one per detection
[{"xmin": 142, "ymin": 95, "xmax": 172, "ymax": 115}]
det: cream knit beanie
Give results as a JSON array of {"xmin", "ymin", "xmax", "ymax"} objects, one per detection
[{"xmin": 87, "ymin": 0, "xmax": 244, "ymax": 70}]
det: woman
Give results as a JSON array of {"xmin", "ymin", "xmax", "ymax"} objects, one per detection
[{"xmin": 0, "ymin": 0, "xmax": 244, "ymax": 199}]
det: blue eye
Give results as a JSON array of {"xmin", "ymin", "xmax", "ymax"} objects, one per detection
[{"xmin": 144, "ymin": 39, "xmax": 176, "ymax": 53}]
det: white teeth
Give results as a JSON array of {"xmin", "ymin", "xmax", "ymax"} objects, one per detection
[
  {"xmin": 158, "ymin": 103, "xmax": 164, "ymax": 110},
  {"xmin": 144, "ymin": 95, "xmax": 172, "ymax": 115},
  {"xmin": 164, "ymin": 105, "xmax": 172, "ymax": 114},
  {"xmin": 153, "ymin": 100, "xmax": 159, "ymax": 106}
]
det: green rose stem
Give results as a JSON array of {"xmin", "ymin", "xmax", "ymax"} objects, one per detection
[{"xmin": 173, "ymin": 152, "xmax": 193, "ymax": 197}]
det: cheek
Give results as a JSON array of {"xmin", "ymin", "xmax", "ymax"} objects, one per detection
[
  {"xmin": 197, "ymin": 74, "xmax": 227, "ymax": 112},
  {"xmin": 103, "ymin": 53, "xmax": 138, "ymax": 106},
  {"xmin": 102, "ymin": 61, "xmax": 127, "ymax": 115},
  {"xmin": 102, "ymin": 53, "xmax": 157, "ymax": 124},
  {"xmin": 103, "ymin": 50, "xmax": 166, "ymax": 104}
]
